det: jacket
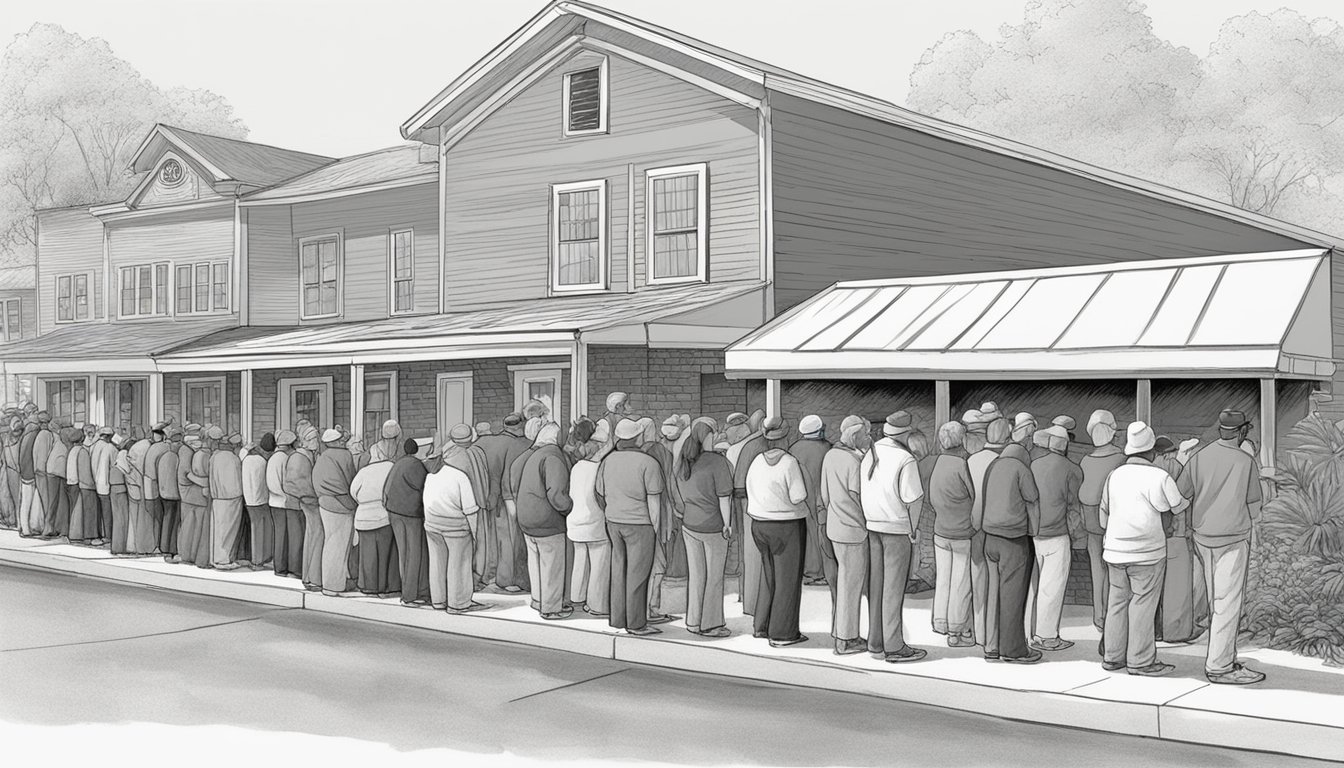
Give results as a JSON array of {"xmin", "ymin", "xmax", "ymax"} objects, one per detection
[
  {"xmin": 143, "ymin": 440, "xmax": 172, "ymax": 499},
  {"xmin": 156, "ymin": 442, "xmax": 181, "ymax": 500},
  {"xmin": 477, "ymin": 430, "xmax": 531, "ymax": 509},
  {"xmin": 515, "ymin": 443, "xmax": 573, "ymax": 537},
  {"xmin": 789, "ymin": 437, "xmax": 831, "ymax": 515},
  {"xmin": 352, "ymin": 460, "xmax": 394, "ymax": 530},
  {"xmin": 187, "ymin": 447, "xmax": 211, "ymax": 504},
  {"xmin": 745, "ymin": 448, "xmax": 809, "ymax": 522},
  {"xmin": 91, "ymin": 439, "xmax": 117, "ymax": 495},
  {"xmin": 18, "ymin": 425, "xmax": 39, "ymax": 481},
  {"xmin": 209, "ymin": 448, "xmax": 243, "ymax": 501},
  {"xmin": 282, "ymin": 449, "xmax": 318, "ymax": 507},
  {"xmin": 981, "ymin": 444, "xmax": 1039, "ymax": 539},
  {"xmin": 266, "ymin": 449, "xmax": 295, "ymax": 509},
  {"xmin": 383, "ymin": 454, "xmax": 428, "ymax": 517},
  {"xmin": 1031, "ymin": 451, "xmax": 1082, "ymax": 539},
  {"xmin": 313, "ymin": 447, "xmax": 357, "ymax": 513},
  {"xmin": 178, "ymin": 444, "xmax": 204, "ymax": 506},
  {"xmin": 929, "ymin": 453, "xmax": 976, "ymax": 540}
]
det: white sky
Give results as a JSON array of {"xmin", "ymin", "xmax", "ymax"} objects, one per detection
[{"xmin": 3, "ymin": 0, "xmax": 1342, "ymax": 158}]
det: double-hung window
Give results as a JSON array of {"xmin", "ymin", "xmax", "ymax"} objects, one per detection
[
  {"xmin": 551, "ymin": 180, "xmax": 607, "ymax": 293},
  {"xmin": 182, "ymin": 377, "xmax": 225, "ymax": 428},
  {"xmin": 0, "ymin": 298, "xmax": 21, "ymax": 341},
  {"xmin": 176, "ymin": 261, "xmax": 230, "ymax": 314},
  {"xmin": 46, "ymin": 378, "xmax": 88, "ymax": 425},
  {"xmin": 299, "ymin": 235, "xmax": 341, "ymax": 319},
  {"xmin": 119, "ymin": 263, "xmax": 169, "ymax": 318},
  {"xmin": 55, "ymin": 273, "xmax": 91, "ymax": 323},
  {"xmin": 389, "ymin": 229, "xmax": 414, "ymax": 315},
  {"xmin": 646, "ymin": 163, "xmax": 708, "ymax": 284},
  {"xmin": 562, "ymin": 59, "xmax": 608, "ymax": 136}
]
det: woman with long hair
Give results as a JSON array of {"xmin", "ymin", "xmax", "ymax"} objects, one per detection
[{"xmin": 677, "ymin": 421, "xmax": 734, "ymax": 637}]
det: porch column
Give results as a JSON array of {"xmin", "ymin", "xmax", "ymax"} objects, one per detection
[
  {"xmin": 350, "ymin": 364, "xmax": 365, "ymax": 440},
  {"xmin": 1260, "ymin": 378, "xmax": 1277, "ymax": 470},
  {"xmin": 1136, "ymin": 379, "xmax": 1152, "ymax": 425},
  {"xmin": 765, "ymin": 379, "xmax": 781, "ymax": 419},
  {"xmin": 240, "ymin": 369, "xmax": 254, "ymax": 443},
  {"xmin": 148, "ymin": 373, "xmax": 164, "ymax": 424},
  {"xmin": 572, "ymin": 339, "xmax": 589, "ymax": 422},
  {"xmin": 935, "ymin": 380, "xmax": 951, "ymax": 429}
]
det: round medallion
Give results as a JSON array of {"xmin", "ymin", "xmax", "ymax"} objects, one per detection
[{"xmin": 159, "ymin": 159, "xmax": 185, "ymax": 187}]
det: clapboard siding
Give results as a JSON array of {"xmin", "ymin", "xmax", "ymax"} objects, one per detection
[
  {"xmin": 247, "ymin": 184, "xmax": 439, "ymax": 325},
  {"xmin": 768, "ymin": 91, "xmax": 1309, "ymax": 311},
  {"xmin": 0, "ymin": 289, "xmax": 37, "ymax": 341},
  {"xmin": 443, "ymin": 47, "xmax": 760, "ymax": 310},
  {"xmin": 35, "ymin": 207, "xmax": 105, "ymax": 334},
  {"xmin": 106, "ymin": 206, "xmax": 235, "ymax": 320}
]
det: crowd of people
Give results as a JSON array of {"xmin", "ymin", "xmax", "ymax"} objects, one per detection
[{"xmin": 0, "ymin": 392, "xmax": 1266, "ymax": 686}]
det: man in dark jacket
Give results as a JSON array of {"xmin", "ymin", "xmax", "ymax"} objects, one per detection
[
  {"xmin": 789, "ymin": 415, "xmax": 833, "ymax": 587},
  {"xmin": 156, "ymin": 426, "xmax": 183, "ymax": 561},
  {"xmin": 17, "ymin": 415, "xmax": 40, "ymax": 537},
  {"xmin": 1029, "ymin": 425, "xmax": 1082, "ymax": 652},
  {"xmin": 384, "ymin": 437, "xmax": 430, "ymax": 605},
  {"xmin": 980, "ymin": 440, "xmax": 1042, "ymax": 664},
  {"xmin": 479, "ymin": 413, "xmax": 531, "ymax": 593},
  {"xmin": 515, "ymin": 422, "xmax": 573, "ymax": 618}
]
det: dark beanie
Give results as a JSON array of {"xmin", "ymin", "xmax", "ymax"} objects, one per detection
[
  {"xmin": 570, "ymin": 418, "xmax": 596, "ymax": 445},
  {"xmin": 260, "ymin": 432, "xmax": 276, "ymax": 452},
  {"xmin": 403, "ymin": 437, "xmax": 420, "ymax": 457}
]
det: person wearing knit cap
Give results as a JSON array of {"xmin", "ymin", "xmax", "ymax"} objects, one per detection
[
  {"xmin": 477, "ymin": 413, "xmax": 531, "ymax": 592},
  {"xmin": 15, "ymin": 414, "xmax": 40, "ymax": 537},
  {"xmin": 1151, "ymin": 435, "xmax": 1200, "ymax": 645},
  {"xmin": 504, "ymin": 421, "xmax": 547, "ymax": 600},
  {"xmin": 423, "ymin": 428, "xmax": 488, "ymax": 614},
  {"xmin": 351, "ymin": 438, "xmax": 402, "ymax": 597},
  {"xmin": 143, "ymin": 423, "xmax": 174, "ymax": 555},
  {"xmin": 601, "ymin": 392, "xmax": 631, "ymax": 443},
  {"xmin": 928, "ymin": 421, "xmax": 976, "ymax": 648},
  {"xmin": 961, "ymin": 410, "xmax": 987, "ymax": 455},
  {"xmin": 66, "ymin": 427, "xmax": 98, "ymax": 545},
  {"xmin": 266, "ymin": 429, "xmax": 302, "ymax": 577},
  {"xmin": 515, "ymin": 422, "xmax": 573, "ymax": 618},
  {"xmin": 184, "ymin": 429, "xmax": 214, "ymax": 568},
  {"xmin": 314, "ymin": 428, "xmax": 358, "ymax": 595},
  {"xmin": 475, "ymin": 422, "xmax": 493, "ymax": 439},
  {"xmin": 385, "ymin": 437, "xmax": 432, "ymax": 605},
  {"xmin": 789, "ymin": 414, "xmax": 832, "ymax": 588},
  {"xmin": 1097, "ymin": 421, "xmax": 1185, "ymax": 677},
  {"xmin": 109, "ymin": 433, "xmax": 134, "ymax": 553},
  {"xmin": 1028, "ymin": 425, "xmax": 1081, "ymax": 652},
  {"xmin": 154, "ymin": 426, "xmax": 185, "ymax": 561},
  {"xmin": 731, "ymin": 410, "xmax": 771, "ymax": 618},
  {"xmin": 1080, "ymin": 409, "xmax": 1125, "ymax": 632},
  {"xmin": 822, "ymin": 418, "xmax": 871, "ymax": 654},
  {"xmin": 1052, "ymin": 415, "xmax": 1077, "ymax": 445},
  {"xmin": 967, "ymin": 417, "xmax": 1011, "ymax": 649},
  {"xmin": 597, "ymin": 417, "xmax": 666, "ymax": 635},
  {"xmin": 284, "ymin": 425, "xmax": 323, "ymax": 590},
  {"xmin": 208, "ymin": 427, "xmax": 246, "ymax": 570},
  {"xmin": 45, "ymin": 424, "xmax": 73, "ymax": 539},
  {"xmin": 1012, "ymin": 413, "xmax": 1037, "ymax": 453},
  {"xmin": 32, "ymin": 412, "xmax": 57, "ymax": 538},
  {"xmin": 91, "ymin": 427, "xmax": 118, "ymax": 546},
  {"xmin": 980, "ymin": 416, "xmax": 1041, "ymax": 664},
  {"xmin": 370, "ymin": 419, "xmax": 403, "ymax": 464},
  {"xmin": 441, "ymin": 423, "xmax": 491, "ymax": 589},
  {"xmin": 242, "ymin": 434, "xmax": 274, "ymax": 570},
  {"xmin": 170, "ymin": 431, "xmax": 198, "ymax": 564}
]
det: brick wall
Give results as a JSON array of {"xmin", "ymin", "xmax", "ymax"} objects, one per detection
[
  {"xmin": 251, "ymin": 366, "xmax": 351, "ymax": 438},
  {"xmin": 367, "ymin": 356, "xmax": 571, "ymax": 437},
  {"xmin": 587, "ymin": 346, "xmax": 744, "ymax": 421},
  {"xmin": 163, "ymin": 371, "xmax": 242, "ymax": 434},
  {"xmin": 781, "ymin": 380, "xmax": 937, "ymax": 439},
  {"xmin": 1065, "ymin": 549, "xmax": 1093, "ymax": 606}
]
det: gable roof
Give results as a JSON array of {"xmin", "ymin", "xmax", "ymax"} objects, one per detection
[
  {"xmin": 0, "ymin": 266, "xmax": 35, "ymax": 291},
  {"xmin": 242, "ymin": 144, "xmax": 437, "ymax": 205},
  {"xmin": 129, "ymin": 124, "xmax": 335, "ymax": 188},
  {"xmin": 402, "ymin": 0, "xmax": 1344, "ymax": 252}
]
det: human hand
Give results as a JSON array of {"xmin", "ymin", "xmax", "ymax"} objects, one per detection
[{"xmin": 722, "ymin": 525, "xmax": 734, "ymax": 540}]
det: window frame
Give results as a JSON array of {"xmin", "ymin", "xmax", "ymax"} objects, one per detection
[
  {"xmin": 180, "ymin": 376, "xmax": 227, "ymax": 429},
  {"xmin": 645, "ymin": 163, "xmax": 710, "ymax": 286},
  {"xmin": 436, "ymin": 371, "xmax": 475, "ymax": 444},
  {"xmin": 297, "ymin": 233, "xmax": 343, "ymax": 321},
  {"xmin": 117, "ymin": 262, "xmax": 171, "ymax": 320},
  {"xmin": 0, "ymin": 297, "xmax": 21, "ymax": 341},
  {"xmin": 175, "ymin": 260, "xmax": 231, "ymax": 315},
  {"xmin": 277, "ymin": 375, "xmax": 334, "ymax": 432},
  {"xmin": 387, "ymin": 228, "xmax": 415, "ymax": 316},
  {"xmin": 513, "ymin": 366, "xmax": 565, "ymax": 419},
  {"xmin": 561, "ymin": 57, "xmax": 609, "ymax": 138},
  {"xmin": 54, "ymin": 271, "xmax": 94, "ymax": 324},
  {"xmin": 41, "ymin": 376, "xmax": 89, "ymax": 426},
  {"xmin": 363, "ymin": 370, "xmax": 399, "ymax": 441},
  {"xmin": 550, "ymin": 179, "xmax": 608, "ymax": 295}
]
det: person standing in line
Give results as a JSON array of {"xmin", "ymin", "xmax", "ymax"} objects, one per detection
[
  {"xmin": 423, "ymin": 434, "xmax": 488, "ymax": 614},
  {"xmin": 731, "ymin": 412, "xmax": 770, "ymax": 617},
  {"xmin": 1080, "ymin": 410, "xmax": 1127, "ymax": 633},
  {"xmin": 72, "ymin": 428, "xmax": 98, "ymax": 544},
  {"xmin": 980, "ymin": 421, "xmax": 1042, "ymax": 664},
  {"xmin": 155, "ymin": 426, "xmax": 184, "ymax": 562},
  {"xmin": 185, "ymin": 429, "xmax": 214, "ymax": 568},
  {"xmin": 208, "ymin": 430, "xmax": 246, "ymax": 570},
  {"xmin": 17, "ymin": 414, "xmax": 41, "ymax": 537},
  {"xmin": 789, "ymin": 415, "xmax": 833, "ymax": 588},
  {"xmin": 907, "ymin": 430, "xmax": 939, "ymax": 592},
  {"xmin": 173, "ymin": 427, "xmax": 201, "ymax": 565},
  {"xmin": 929, "ymin": 421, "xmax": 976, "ymax": 649},
  {"xmin": 596, "ymin": 418, "xmax": 666, "ymax": 636},
  {"xmin": 600, "ymin": 392, "xmax": 631, "ymax": 443},
  {"xmin": 747, "ymin": 415, "xmax": 812, "ymax": 647},
  {"xmin": 515, "ymin": 422, "xmax": 573, "ymax": 619},
  {"xmin": 143, "ymin": 422, "xmax": 173, "ymax": 553},
  {"xmin": 125, "ymin": 426, "xmax": 151, "ymax": 550},
  {"xmin": 1098, "ymin": 422, "xmax": 1185, "ymax": 677},
  {"xmin": 314, "ymin": 428, "xmax": 358, "ymax": 596},
  {"xmin": 92, "ymin": 427, "xmax": 117, "ymax": 547},
  {"xmin": 859, "ymin": 412, "xmax": 928, "ymax": 663},
  {"xmin": 721, "ymin": 412, "xmax": 752, "ymax": 578},
  {"xmin": 1028, "ymin": 425, "xmax": 1081, "ymax": 652},
  {"xmin": 1176, "ymin": 409, "xmax": 1266, "ymax": 685},
  {"xmin": 62, "ymin": 427, "xmax": 86, "ymax": 542},
  {"xmin": 1152, "ymin": 435, "xmax": 1200, "ymax": 643},
  {"xmin": 267, "ymin": 429, "xmax": 300, "ymax": 577},
  {"xmin": 385, "ymin": 437, "xmax": 431, "ymax": 606},
  {"xmin": 821, "ymin": 418, "xmax": 870, "ymax": 655},
  {"xmin": 677, "ymin": 421, "xmax": 734, "ymax": 638},
  {"xmin": 640, "ymin": 416, "xmax": 681, "ymax": 623},
  {"xmin": 47, "ymin": 424, "xmax": 72, "ymax": 538},
  {"xmin": 110, "ymin": 435, "xmax": 132, "ymax": 554},
  {"xmin": 285, "ymin": 425, "xmax": 323, "ymax": 590},
  {"xmin": 472, "ymin": 416, "xmax": 513, "ymax": 590},
  {"xmin": 242, "ymin": 435, "xmax": 274, "ymax": 571},
  {"xmin": 487, "ymin": 413, "xmax": 533, "ymax": 593},
  {"xmin": 32, "ymin": 412, "xmax": 56, "ymax": 537},
  {"xmin": 438, "ymin": 424, "xmax": 491, "ymax": 588},
  {"xmin": 568, "ymin": 435, "xmax": 610, "ymax": 617},
  {"xmin": 351, "ymin": 445, "xmax": 401, "ymax": 598},
  {"xmin": 967, "ymin": 417, "xmax": 1010, "ymax": 650}
]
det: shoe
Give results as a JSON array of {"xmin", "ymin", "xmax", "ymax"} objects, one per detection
[
  {"xmin": 216, "ymin": 563, "xmax": 240, "ymax": 571},
  {"xmin": 647, "ymin": 614, "xmax": 675, "ymax": 625},
  {"xmin": 753, "ymin": 630, "xmax": 769, "ymax": 639},
  {"xmin": 502, "ymin": 585, "xmax": 525, "ymax": 593},
  {"xmin": 1129, "ymin": 662, "xmax": 1175, "ymax": 677},
  {"xmin": 322, "ymin": 590, "xmax": 343, "ymax": 598},
  {"xmin": 984, "ymin": 652, "xmax": 1000, "ymax": 661},
  {"xmin": 834, "ymin": 638, "xmax": 866, "ymax": 656},
  {"xmin": 1032, "ymin": 637, "xmax": 1075, "ymax": 652},
  {"xmin": 803, "ymin": 576, "xmax": 826, "ymax": 586},
  {"xmin": 447, "ymin": 601, "xmax": 490, "ymax": 614},
  {"xmin": 769, "ymin": 635, "xmax": 809, "ymax": 648},
  {"xmin": 698, "ymin": 626, "xmax": 731, "ymax": 639},
  {"xmin": 884, "ymin": 646, "xmax": 928, "ymax": 663},
  {"xmin": 948, "ymin": 634, "xmax": 976, "ymax": 648},
  {"xmin": 1001, "ymin": 649, "xmax": 1044, "ymax": 665},
  {"xmin": 627, "ymin": 626, "xmax": 662, "ymax": 636},
  {"xmin": 1102, "ymin": 661, "xmax": 1125, "ymax": 671},
  {"xmin": 541, "ymin": 609, "xmax": 573, "ymax": 620},
  {"xmin": 583, "ymin": 607, "xmax": 609, "ymax": 618},
  {"xmin": 1098, "ymin": 637, "xmax": 1106, "ymax": 657},
  {"xmin": 1207, "ymin": 663, "xmax": 1266, "ymax": 685}
]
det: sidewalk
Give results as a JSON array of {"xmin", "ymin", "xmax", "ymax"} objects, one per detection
[{"xmin": 2, "ymin": 529, "xmax": 1341, "ymax": 762}]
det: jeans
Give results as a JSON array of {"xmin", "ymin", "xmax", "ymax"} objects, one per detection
[
  {"xmin": 159, "ymin": 498, "xmax": 180, "ymax": 556},
  {"xmin": 867, "ymin": 531, "xmax": 913, "ymax": 655},
  {"xmin": 301, "ymin": 501, "xmax": 323, "ymax": 587},
  {"xmin": 683, "ymin": 528, "xmax": 728, "ymax": 632},
  {"xmin": 524, "ymin": 532, "xmax": 567, "ymax": 615},
  {"xmin": 933, "ymin": 535, "xmax": 973, "ymax": 636},
  {"xmin": 607, "ymin": 522, "xmax": 655, "ymax": 631},
  {"xmin": 19, "ymin": 479, "xmax": 38, "ymax": 536},
  {"xmin": 211, "ymin": 498, "xmax": 244, "ymax": 567},
  {"xmin": 426, "ymin": 529, "xmax": 475, "ymax": 609},
  {"xmin": 831, "ymin": 539, "xmax": 868, "ymax": 641},
  {"xmin": 272, "ymin": 505, "xmax": 304, "ymax": 576},
  {"xmin": 495, "ymin": 502, "xmax": 529, "ymax": 591},
  {"xmin": 1195, "ymin": 539, "xmax": 1250, "ymax": 675},
  {"xmin": 1103, "ymin": 558, "xmax": 1166, "ymax": 669},
  {"xmin": 389, "ymin": 512, "xmax": 430, "ymax": 603},
  {"xmin": 1028, "ymin": 534, "xmax": 1071, "ymax": 640},
  {"xmin": 319, "ymin": 509, "xmax": 355, "ymax": 593},
  {"xmin": 753, "ymin": 518, "xmax": 805, "ymax": 642},
  {"xmin": 984, "ymin": 533, "xmax": 1033, "ymax": 659},
  {"xmin": 109, "ymin": 487, "xmax": 128, "ymax": 553},
  {"xmin": 1160, "ymin": 536, "xmax": 1197, "ymax": 642},
  {"xmin": 246, "ymin": 503, "xmax": 272, "ymax": 566},
  {"xmin": 970, "ymin": 531, "xmax": 990, "ymax": 646},
  {"xmin": 570, "ymin": 539, "xmax": 611, "ymax": 614}
]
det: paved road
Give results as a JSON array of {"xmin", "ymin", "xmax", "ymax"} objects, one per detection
[{"xmin": 0, "ymin": 564, "xmax": 1327, "ymax": 767}]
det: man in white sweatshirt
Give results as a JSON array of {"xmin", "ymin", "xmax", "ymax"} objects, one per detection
[{"xmin": 745, "ymin": 416, "xmax": 810, "ymax": 647}]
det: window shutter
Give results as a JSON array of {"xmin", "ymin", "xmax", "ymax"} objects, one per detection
[{"xmin": 567, "ymin": 68, "xmax": 602, "ymax": 132}]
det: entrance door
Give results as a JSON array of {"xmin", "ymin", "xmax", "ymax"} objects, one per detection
[
  {"xmin": 436, "ymin": 373, "xmax": 473, "ymax": 441},
  {"xmin": 278, "ymin": 376, "xmax": 333, "ymax": 432},
  {"xmin": 102, "ymin": 378, "xmax": 146, "ymax": 435}
]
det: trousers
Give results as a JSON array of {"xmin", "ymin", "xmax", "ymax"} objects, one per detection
[
  {"xmin": 607, "ymin": 522, "xmax": 654, "ymax": 631},
  {"xmin": 357, "ymin": 526, "xmax": 401, "ymax": 595},
  {"xmin": 1028, "ymin": 534, "xmax": 1072, "ymax": 640},
  {"xmin": 210, "ymin": 498, "xmax": 243, "ymax": 567},
  {"xmin": 300, "ymin": 502, "xmax": 323, "ymax": 587},
  {"xmin": 1195, "ymin": 539, "xmax": 1250, "ymax": 675},
  {"xmin": 389, "ymin": 512, "xmax": 430, "ymax": 603},
  {"xmin": 272, "ymin": 506, "xmax": 304, "ymax": 576},
  {"xmin": 803, "ymin": 508, "xmax": 825, "ymax": 581},
  {"xmin": 524, "ymin": 532, "xmax": 568, "ymax": 615},
  {"xmin": 319, "ymin": 508, "xmax": 355, "ymax": 593},
  {"xmin": 832, "ymin": 539, "xmax": 868, "ymax": 641},
  {"xmin": 494, "ymin": 502, "xmax": 529, "ymax": 591},
  {"xmin": 177, "ymin": 502, "xmax": 204, "ymax": 564},
  {"xmin": 246, "ymin": 504, "xmax": 272, "ymax": 566},
  {"xmin": 109, "ymin": 487, "xmax": 129, "ymax": 553},
  {"xmin": 19, "ymin": 479, "xmax": 40, "ymax": 536},
  {"xmin": 571, "ymin": 539, "xmax": 611, "ymax": 614},
  {"xmin": 473, "ymin": 504, "xmax": 497, "ymax": 586},
  {"xmin": 159, "ymin": 498, "xmax": 180, "ymax": 556},
  {"xmin": 867, "ymin": 531, "xmax": 913, "ymax": 655},
  {"xmin": 753, "ymin": 518, "xmax": 805, "ymax": 643},
  {"xmin": 984, "ymin": 533, "xmax": 1034, "ymax": 659},
  {"xmin": 1159, "ymin": 536, "xmax": 1197, "ymax": 642},
  {"xmin": 740, "ymin": 512, "xmax": 762, "ymax": 616},
  {"xmin": 970, "ymin": 531, "xmax": 990, "ymax": 646},
  {"xmin": 933, "ymin": 534, "xmax": 974, "ymax": 637},
  {"xmin": 426, "ymin": 529, "xmax": 475, "ymax": 609},
  {"xmin": 683, "ymin": 528, "xmax": 728, "ymax": 632},
  {"xmin": 1086, "ymin": 528, "xmax": 1109, "ymax": 630},
  {"xmin": 1103, "ymin": 558, "xmax": 1166, "ymax": 669}
]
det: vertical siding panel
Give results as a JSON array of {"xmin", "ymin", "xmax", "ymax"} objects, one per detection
[
  {"xmin": 246, "ymin": 207, "xmax": 295, "ymax": 326},
  {"xmin": 34, "ymin": 208, "xmax": 104, "ymax": 334}
]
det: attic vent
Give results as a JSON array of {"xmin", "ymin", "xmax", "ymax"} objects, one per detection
[{"xmin": 564, "ymin": 62, "xmax": 607, "ymax": 135}]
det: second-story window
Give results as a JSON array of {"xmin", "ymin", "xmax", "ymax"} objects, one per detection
[
  {"xmin": 389, "ymin": 229, "xmax": 414, "ymax": 315},
  {"xmin": 176, "ymin": 261, "xmax": 230, "ymax": 314},
  {"xmin": 646, "ymin": 163, "xmax": 709, "ymax": 284},
  {"xmin": 299, "ymin": 234, "xmax": 341, "ymax": 319},
  {"xmin": 0, "ymin": 297, "xmax": 21, "ymax": 341},
  {"xmin": 119, "ymin": 263, "xmax": 169, "ymax": 318},
  {"xmin": 551, "ymin": 180, "xmax": 607, "ymax": 293},
  {"xmin": 563, "ymin": 59, "xmax": 608, "ymax": 136},
  {"xmin": 56, "ymin": 273, "xmax": 91, "ymax": 323}
]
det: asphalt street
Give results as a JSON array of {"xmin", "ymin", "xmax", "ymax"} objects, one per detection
[{"xmin": 0, "ymin": 564, "xmax": 1328, "ymax": 767}]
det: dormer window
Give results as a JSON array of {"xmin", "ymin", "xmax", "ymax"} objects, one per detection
[{"xmin": 563, "ymin": 58, "xmax": 608, "ymax": 136}]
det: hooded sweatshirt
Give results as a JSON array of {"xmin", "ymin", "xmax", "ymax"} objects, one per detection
[{"xmin": 745, "ymin": 447, "xmax": 808, "ymax": 522}]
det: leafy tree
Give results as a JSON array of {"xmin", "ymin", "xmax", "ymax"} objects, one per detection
[{"xmin": 0, "ymin": 23, "xmax": 248, "ymax": 266}]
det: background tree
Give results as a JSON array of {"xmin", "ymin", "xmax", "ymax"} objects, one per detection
[{"xmin": 0, "ymin": 24, "xmax": 247, "ymax": 266}]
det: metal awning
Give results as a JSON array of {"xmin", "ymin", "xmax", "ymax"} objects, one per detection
[
  {"xmin": 0, "ymin": 319, "xmax": 238, "ymax": 375},
  {"xmin": 726, "ymin": 250, "xmax": 1334, "ymax": 380}
]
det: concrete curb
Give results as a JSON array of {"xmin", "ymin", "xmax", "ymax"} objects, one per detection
[{"xmin": 4, "ymin": 544, "xmax": 1342, "ymax": 763}]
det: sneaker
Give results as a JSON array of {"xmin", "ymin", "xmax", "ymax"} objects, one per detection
[
  {"xmin": 1001, "ymin": 649, "xmax": 1044, "ymax": 665},
  {"xmin": 698, "ymin": 626, "xmax": 731, "ymax": 639},
  {"xmin": 627, "ymin": 626, "xmax": 662, "ymax": 636},
  {"xmin": 884, "ymin": 646, "xmax": 928, "ymax": 663},
  {"xmin": 1130, "ymin": 662, "xmax": 1175, "ymax": 677},
  {"xmin": 1102, "ymin": 661, "xmax": 1125, "ymax": 671},
  {"xmin": 769, "ymin": 635, "xmax": 809, "ymax": 648},
  {"xmin": 834, "ymin": 638, "xmax": 866, "ymax": 656},
  {"xmin": 948, "ymin": 634, "xmax": 976, "ymax": 648},
  {"xmin": 1207, "ymin": 663, "xmax": 1266, "ymax": 685},
  {"xmin": 1033, "ymin": 637, "xmax": 1075, "ymax": 652}
]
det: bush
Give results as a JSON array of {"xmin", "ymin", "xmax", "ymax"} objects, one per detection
[{"xmin": 1243, "ymin": 414, "xmax": 1344, "ymax": 666}]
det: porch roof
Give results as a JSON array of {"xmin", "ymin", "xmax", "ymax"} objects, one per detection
[
  {"xmin": 0, "ymin": 319, "xmax": 238, "ymax": 364},
  {"xmin": 725, "ymin": 250, "xmax": 1335, "ymax": 381}
]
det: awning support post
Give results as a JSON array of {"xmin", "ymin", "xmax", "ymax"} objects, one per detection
[
  {"xmin": 572, "ymin": 339, "xmax": 589, "ymax": 422},
  {"xmin": 148, "ymin": 373, "xmax": 164, "ymax": 425},
  {"xmin": 765, "ymin": 379, "xmax": 781, "ymax": 420},
  {"xmin": 241, "ymin": 369, "xmax": 254, "ymax": 443},
  {"xmin": 1260, "ymin": 378, "xmax": 1277, "ymax": 471},
  {"xmin": 350, "ymin": 364, "xmax": 366, "ymax": 441},
  {"xmin": 935, "ymin": 380, "xmax": 950, "ymax": 430},
  {"xmin": 1136, "ymin": 379, "xmax": 1152, "ymax": 425}
]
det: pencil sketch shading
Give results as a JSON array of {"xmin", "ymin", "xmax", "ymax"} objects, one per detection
[{"xmin": 3, "ymin": 0, "xmax": 1344, "ymax": 764}]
